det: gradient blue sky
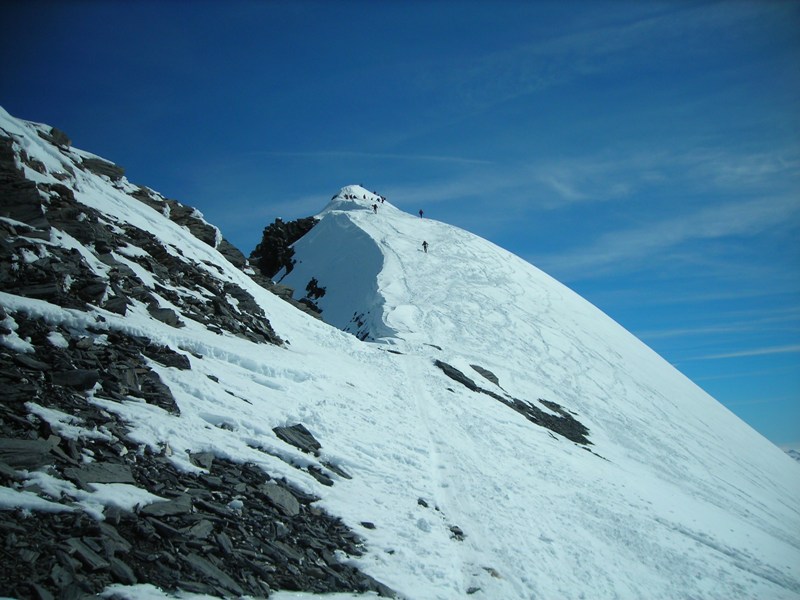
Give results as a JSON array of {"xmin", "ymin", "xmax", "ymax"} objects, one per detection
[{"xmin": 3, "ymin": 1, "xmax": 798, "ymax": 447}]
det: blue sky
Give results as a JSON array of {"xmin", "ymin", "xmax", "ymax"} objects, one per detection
[{"xmin": 3, "ymin": 1, "xmax": 798, "ymax": 447}]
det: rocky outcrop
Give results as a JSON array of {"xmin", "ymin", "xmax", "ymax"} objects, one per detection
[
  {"xmin": 0, "ymin": 137, "xmax": 283, "ymax": 345},
  {"xmin": 250, "ymin": 216, "xmax": 318, "ymax": 279},
  {"xmin": 434, "ymin": 360, "xmax": 591, "ymax": 446},
  {"xmin": 36, "ymin": 126, "xmax": 71, "ymax": 148},
  {"xmin": 0, "ymin": 136, "xmax": 50, "ymax": 229},
  {"xmin": 130, "ymin": 185, "xmax": 245, "ymax": 268},
  {"xmin": 81, "ymin": 157, "xmax": 125, "ymax": 181}
]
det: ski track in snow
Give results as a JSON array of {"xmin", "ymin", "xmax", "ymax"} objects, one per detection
[{"xmin": 1, "ymin": 114, "xmax": 799, "ymax": 600}]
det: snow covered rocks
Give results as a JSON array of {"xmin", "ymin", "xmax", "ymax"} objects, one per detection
[{"xmin": 0, "ymin": 108, "xmax": 395, "ymax": 598}]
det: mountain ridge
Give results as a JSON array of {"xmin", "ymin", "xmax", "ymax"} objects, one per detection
[{"xmin": 1, "ymin": 107, "xmax": 798, "ymax": 599}]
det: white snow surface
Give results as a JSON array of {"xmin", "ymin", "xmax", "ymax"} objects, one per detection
[{"xmin": 2, "ymin": 108, "xmax": 799, "ymax": 599}]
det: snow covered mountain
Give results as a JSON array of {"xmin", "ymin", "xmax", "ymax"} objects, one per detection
[{"xmin": 1, "ymin": 106, "xmax": 798, "ymax": 600}]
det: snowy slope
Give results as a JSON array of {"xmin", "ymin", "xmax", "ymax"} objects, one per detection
[
  {"xmin": 282, "ymin": 186, "xmax": 800, "ymax": 599},
  {"xmin": 1, "ymin": 107, "xmax": 799, "ymax": 600}
]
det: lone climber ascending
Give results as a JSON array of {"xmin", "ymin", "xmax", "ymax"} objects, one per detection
[
  {"xmin": 422, "ymin": 240, "xmax": 428, "ymax": 253},
  {"xmin": 418, "ymin": 209, "xmax": 424, "ymax": 218}
]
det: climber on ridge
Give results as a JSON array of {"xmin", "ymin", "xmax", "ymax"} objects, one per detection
[
  {"xmin": 422, "ymin": 240, "xmax": 428, "ymax": 253},
  {"xmin": 419, "ymin": 209, "xmax": 424, "ymax": 218}
]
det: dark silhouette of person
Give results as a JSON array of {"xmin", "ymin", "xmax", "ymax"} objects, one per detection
[
  {"xmin": 419, "ymin": 209, "xmax": 424, "ymax": 218},
  {"xmin": 372, "ymin": 204, "xmax": 378, "ymax": 213},
  {"xmin": 422, "ymin": 240, "xmax": 428, "ymax": 253}
]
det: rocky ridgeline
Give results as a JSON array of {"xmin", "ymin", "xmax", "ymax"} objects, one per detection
[
  {"xmin": 0, "ymin": 130, "xmax": 281, "ymax": 346},
  {"xmin": 0, "ymin": 120, "xmax": 395, "ymax": 597},
  {"xmin": 248, "ymin": 216, "xmax": 326, "ymax": 319},
  {"xmin": 250, "ymin": 217, "xmax": 319, "ymax": 281}
]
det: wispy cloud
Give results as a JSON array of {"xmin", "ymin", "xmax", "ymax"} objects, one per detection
[
  {"xmin": 534, "ymin": 193, "xmax": 800, "ymax": 280},
  {"xmin": 688, "ymin": 345, "xmax": 800, "ymax": 361},
  {"xmin": 693, "ymin": 365, "xmax": 800, "ymax": 383},
  {"xmin": 636, "ymin": 307, "xmax": 800, "ymax": 341},
  {"xmin": 416, "ymin": 1, "xmax": 782, "ymax": 119},
  {"xmin": 637, "ymin": 325, "xmax": 755, "ymax": 341},
  {"xmin": 682, "ymin": 148, "xmax": 800, "ymax": 190},
  {"xmin": 723, "ymin": 394, "xmax": 796, "ymax": 407}
]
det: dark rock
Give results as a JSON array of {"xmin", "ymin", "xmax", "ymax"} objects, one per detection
[
  {"xmin": 147, "ymin": 306, "xmax": 184, "ymax": 328},
  {"xmin": 273, "ymin": 423, "xmax": 322, "ymax": 456},
  {"xmin": 141, "ymin": 494, "xmax": 193, "ymax": 517},
  {"xmin": 81, "ymin": 158, "xmax": 125, "ymax": 181},
  {"xmin": 214, "ymin": 531, "xmax": 234, "ymax": 555},
  {"xmin": 308, "ymin": 467, "xmax": 334, "ymax": 486},
  {"xmin": 269, "ymin": 282, "xmax": 295, "ymax": 300},
  {"xmin": 0, "ymin": 135, "xmax": 50, "ymax": 229},
  {"xmin": 64, "ymin": 538, "xmax": 110, "ymax": 571},
  {"xmin": 162, "ymin": 198, "xmax": 218, "ymax": 247},
  {"xmin": 322, "ymin": 461, "xmax": 351, "ymax": 480},
  {"xmin": 259, "ymin": 482, "xmax": 300, "ymax": 517},
  {"xmin": 298, "ymin": 297, "xmax": 323, "ymax": 315},
  {"xmin": 0, "ymin": 437, "xmax": 57, "ymax": 469},
  {"xmin": 250, "ymin": 216, "xmax": 318, "ymax": 279},
  {"xmin": 182, "ymin": 552, "xmax": 244, "ymax": 596},
  {"xmin": 30, "ymin": 583, "xmax": 55, "ymax": 600},
  {"xmin": 37, "ymin": 127, "xmax": 71, "ymax": 147},
  {"xmin": 147, "ymin": 517, "xmax": 182, "ymax": 538},
  {"xmin": 143, "ymin": 344, "xmax": 191, "ymax": 370},
  {"xmin": 217, "ymin": 238, "xmax": 247, "ymax": 268},
  {"xmin": 97, "ymin": 522, "xmax": 132, "ymax": 554},
  {"xmin": 434, "ymin": 360, "xmax": 591, "ymax": 445},
  {"xmin": 189, "ymin": 452, "xmax": 214, "ymax": 470},
  {"xmin": 102, "ymin": 296, "xmax": 129, "ymax": 315},
  {"xmin": 449, "ymin": 525, "xmax": 465, "ymax": 541},
  {"xmin": 192, "ymin": 498, "xmax": 232, "ymax": 518},
  {"xmin": 15, "ymin": 282, "xmax": 62, "ymax": 301},
  {"xmin": 435, "ymin": 360, "xmax": 480, "ymax": 392},
  {"xmin": 63, "ymin": 463, "xmax": 135, "ymax": 486},
  {"xmin": 185, "ymin": 519, "xmax": 214, "ymax": 540},
  {"xmin": 0, "ymin": 460, "xmax": 21, "ymax": 481},
  {"xmin": 109, "ymin": 557, "xmax": 137, "ymax": 585},
  {"xmin": 74, "ymin": 278, "xmax": 107, "ymax": 302},
  {"xmin": 470, "ymin": 364, "xmax": 500, "ymax": 387},
  {"xmin": 51, "ymin": 369, "xmax": 99, "ymax": 390},
  {"xmin": 14, "ymin": 353, "xmax": 52, "ymax": 371},
  {"xmin": 137, "ymin": 370, "xmax": 180, "ymax": 414}
]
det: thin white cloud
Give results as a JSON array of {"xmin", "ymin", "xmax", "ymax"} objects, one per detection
[
  {"xmin": 535, "ymin": 193, "xmax": 800, "ymax": 280},
  {"xmin": 418, "ymin": 1, "xmax": 781, "ymax": 118},
  {"xmin": 723, "ymin": 395, "xmax": 796, "ymax": 407},
  {"xmin": 636, "ymin": 307, "xmax": 800, "ymax": 341},
  {"xmin": 637, "ymin": 325, "xmax": 755, "ymax": 340},
  {"xmin": 692, "ymin": 365, "xmax": 800, "ymax": 383},
  {"xmin": 688, "ymin": 345, "xmax": 800, "ymax": 361}
]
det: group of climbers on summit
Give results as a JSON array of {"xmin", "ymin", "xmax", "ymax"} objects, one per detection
[{"xmin": 336, "ymin": 187, "xmax": 430, "ymax": 254}]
